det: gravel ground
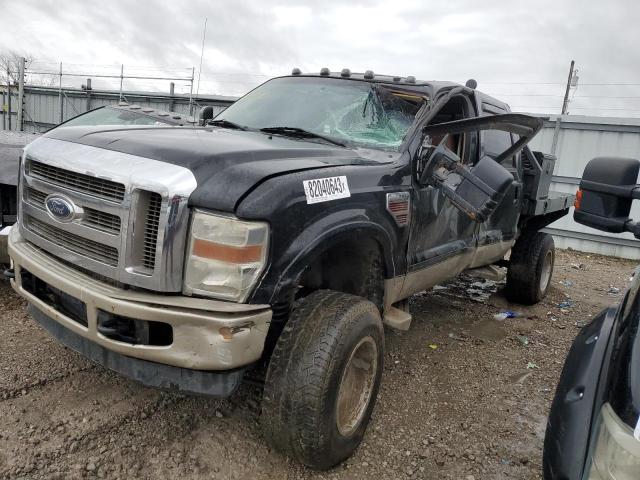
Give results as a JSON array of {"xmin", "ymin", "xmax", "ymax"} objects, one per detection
[{"xmin": 0, "ymin": 248, "xmax": 636, "ymax": 480}]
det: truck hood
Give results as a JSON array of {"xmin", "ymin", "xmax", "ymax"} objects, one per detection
[{"xmin": 44, "ymin": 126, "xmax": 386, "ymax": 211}]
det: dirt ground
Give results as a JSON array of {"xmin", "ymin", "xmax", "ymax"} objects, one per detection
[{"xmin": 0, "ymin": 248, "xmax": 636, "ymax": 480}]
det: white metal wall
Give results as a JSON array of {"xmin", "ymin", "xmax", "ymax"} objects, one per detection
[
  {"xmin": 528, "ymin": 114, "xmax": 640, "ymax": 259},
  {"xmin": 3, "ymin": 86, "xmax": 235, "ymax": 134}
]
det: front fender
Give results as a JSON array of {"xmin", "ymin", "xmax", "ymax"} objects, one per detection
[{"xmin": 252, "ymin": 209, "xmax": 397, "ymax": 304}]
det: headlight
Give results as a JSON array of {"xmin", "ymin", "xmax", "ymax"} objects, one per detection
[
  {"xmin": 183, "ymin": 211, "xmax": 269, "ymax": 302},
  {"xmin": 589, "ymin": 403, "xmax": 640, "ymax": 479}
]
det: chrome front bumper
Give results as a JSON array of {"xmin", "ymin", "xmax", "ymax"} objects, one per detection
[{"xmin": 8, "ymin": 227, "xmax": 272, "ymax": 371}]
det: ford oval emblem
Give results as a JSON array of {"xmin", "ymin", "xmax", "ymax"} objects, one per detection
[{"xmin": 45, "ymin": 195, "xmax": 76, "ymax": 222}]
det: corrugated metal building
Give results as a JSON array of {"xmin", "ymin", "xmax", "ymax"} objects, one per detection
[
  {"xmin": 529, "ymin": 114, "xmax": 640, "ymax": 259},
  {"xmin": 2, "ymin": 85, "xmax": 236, "ymax": 134}
]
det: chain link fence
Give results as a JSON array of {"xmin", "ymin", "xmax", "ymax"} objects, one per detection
[{"xmin": 1, "ymin": 60, "xmax": 236, "ymax": 134}]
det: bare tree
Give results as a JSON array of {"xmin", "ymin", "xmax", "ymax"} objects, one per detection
[{"xmin": 0, "ymin": 51, "xmax": 33, "ymax": 85}]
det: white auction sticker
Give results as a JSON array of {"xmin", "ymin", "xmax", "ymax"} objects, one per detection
[{"xmin": 303, "ymin": 176, "xmax": 351, "ymax": 204}]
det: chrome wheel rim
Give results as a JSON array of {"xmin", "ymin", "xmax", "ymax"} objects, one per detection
[
  {"xmin": 336, "ymin": 336, "xmax": 378, "ymax": 437},
  {"xmin": 540, "ymin": 249, "xmax": 554, "ymax": 293}
]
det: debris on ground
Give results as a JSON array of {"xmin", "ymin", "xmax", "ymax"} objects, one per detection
[
  {"xmin": 0, "ymin": 248, "xmax": 635, "ymax": 480},
  {"xmin": 571, "ymin": 263, "xmax": 586, "ymax": 270},
  {"xmin": 441, "ymin": 275, "xmax": 503, "ymax": 303},
  {"xmin": 559, "ymin": 280, "xmax": 574, "ymax": 287},
  {"xmin": 515, "ymin": 335, "xmax": 529, "ymax": 346},
  {"xmin": 493, "ymin": 311, "xmax": 522, "ymax": 321},
  {"xmin": 428, "ymin": 344, "xmax": 439, "ymax": 350},
  {"xmin": 526, "ymin": 362, "xmax": 539, "ymax": 369},
  {"xmin": 608, "ymin": 286, "xmax": 621, "ymax": 294},
  {"xmin": 558, "ymin": 300, "xmax": 574, "ymax": 309}
]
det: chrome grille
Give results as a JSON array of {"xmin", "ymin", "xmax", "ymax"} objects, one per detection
[
  {"xmin": 25, "ymin": 186, "xmax": 121, "ymax": 235},
  {"xmin": 25, "ymin": 215, "xmax": 119, "ymax": 267},
  {"xmin": 142, "ymin": 193, "xmax": 162, "ymax": 269},
  {"xmin": 20, "ymin": 137, "xmax": 196, "ymax": 291},
  {"xmin": 26, "ymin": 187, "xmax": 47, "ymax": 207},
  {"xmin": 84, "ymin": 208, "xmax": 121, "ymax": 234},
  {"xmin": 29, "ymin": 159, "xmax": 126, "ymax": 202}
]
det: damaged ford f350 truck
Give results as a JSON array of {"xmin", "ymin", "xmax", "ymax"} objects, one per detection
[{"xmin": 7, "ymin": 69, "xmax": 574, "ymax": 468}]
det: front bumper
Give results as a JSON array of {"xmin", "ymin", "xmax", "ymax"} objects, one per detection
[{"xmin": 8, "ymin": 227, "xmax": 272, "ymax": 374}]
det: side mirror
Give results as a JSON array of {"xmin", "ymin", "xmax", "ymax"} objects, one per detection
[
  {"xmin": 418, "ymin": 134, "xmax": 461, "ymax": 185},
  {"xmin": 575, "ymin": 157, "xmax": 640, "ymax": 236},
  {"xmin": 419, "ymin": 113, "xmax": 542, "ymax": 222},
  {"xmin": 419, "ymin": 137, "xmax": 513, "ymax": 222},
  {"xmin": 199, "ymin": 106, "xmax": 215, "ymax": 126}
]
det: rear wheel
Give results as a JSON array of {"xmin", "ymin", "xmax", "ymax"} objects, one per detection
[
  {"xmin": 261, "ymin": 290, "xmax": 384, "ymax": 469},
  {"xmin": 505, "ymin": 231, "xmax": 555, "ymax": 305}
]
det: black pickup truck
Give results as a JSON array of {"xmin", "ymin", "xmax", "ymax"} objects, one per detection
[
  {"xmin": 7, "ymin": 70, "xmax": 573, "ymax": 468},
  {"xmin": 544, "ymin": 156, "xmax": 640, "ymax": 479}
]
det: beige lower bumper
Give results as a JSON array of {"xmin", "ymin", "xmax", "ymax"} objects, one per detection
[{"xmin": 8, "ymin": 227, "xmax": 272, "ymax": 370}]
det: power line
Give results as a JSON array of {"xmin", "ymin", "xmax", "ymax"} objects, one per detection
[
  {"xmin": 578, "ymin": 83, "xmax": 640, "ymax": 86},
  {"xmin": 574, "ymin": 94, "xmax": 640, "ymax": 99},
  {"xmin": 469, "ymin": 81, "xmax": 564, "ymax": 85},
  {"xmin": 484, "ymin": 93, "xmax": 565, "ymax": 98}
]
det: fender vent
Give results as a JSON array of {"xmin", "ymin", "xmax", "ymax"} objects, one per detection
[{"xmin": 386, "ymin": 192, "xmax": 410, "ymax": 226}]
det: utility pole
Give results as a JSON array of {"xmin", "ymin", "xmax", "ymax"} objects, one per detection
[
  {"xmin": 119, "ymin": 64, "xmax": 124, "ymax": 102},
  {"xmin": 561, "ymin": 60, "xmax": 575, "ymax": 115},
  {"xmin": 6, "ymin": 67, "xmax": 11, "ymax": 130},
  {"xmin": 196, "ymin": 17, "xmax": 208, "ymax": 99},
  {"xmin": 85, "ymin": 78, "xmax": 92, "ymax": 111},
  {"xmin": 58, "ymin": 62, "xmax": 63, "ymax": 123},
  {"xmin": 169, "ymin": 82, "xmax": 175, "ymax": 112},
  {"xmin": 17, "ymin": 57, "xmax": 25, "ymax": 131},
  {"xmin": 189, "ymin": 66, "xmax": 195, "ymax": 116}
]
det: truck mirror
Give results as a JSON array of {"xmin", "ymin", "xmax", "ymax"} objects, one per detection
[
  {"xmin": 443, "ymin": 155, "xmax": 513, "ymax": 222},
  {"xmin": 574, "ymin": 156, "xmax": 640, "ymax": 235},
  {"xmin": 199, "ymin": 106, "xmax": 215, "ymax": 126},
  {"xmin": 418, "ymin": 134, "xmax": 461, "ymax": 185},
  {"xmin": 419, "ymin": 136, "xmax": 513, "ymax": 222}
]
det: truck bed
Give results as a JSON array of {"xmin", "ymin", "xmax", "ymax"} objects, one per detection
[{"xmin": 524, "ymin": 190, "xmax": 575, "ymax": 217}]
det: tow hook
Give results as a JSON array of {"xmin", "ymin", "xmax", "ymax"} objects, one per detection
[{"xmin": 2, "ymin": 268, "xmax": 15, "ymax": 280}]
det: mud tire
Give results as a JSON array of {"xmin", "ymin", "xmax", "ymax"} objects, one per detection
[
  {"xmin": 261, "ymin": 290, "xmax": 384, "ymax": 469},
  {"xmin": 505, "ymin": 231, "xmax": 555, "ymax": 305}
]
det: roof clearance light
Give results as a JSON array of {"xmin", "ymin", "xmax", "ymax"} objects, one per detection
[
  {"xmin": 341, "ymin": 68, "xmax": 351, "ymax": 78},
  {"xmin": 364, "ymin": 70, "xmax": 374, "ymax": 80},
  {"xmin": 320, "ymin": 67, "xmax": 330, "ymax": 76},
  {"xmin": 405, "ymin": 76, "xmax": 416, "ymax": 84},
  {"xmin": 291, "ymin": 68, "xmax": 301, "ymax": 75}
]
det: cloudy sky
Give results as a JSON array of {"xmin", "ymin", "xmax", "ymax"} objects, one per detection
[{"xmin": 3, "ymin": 0, "xmax": 640, "ymax": 116}]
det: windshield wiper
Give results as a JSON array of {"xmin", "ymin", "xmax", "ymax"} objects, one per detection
[
  {"xmin": 207, "ymin": 119, "xmax": 247, "ymax": 130},
  {"xmin": 260, "ymin": 127, "xmax": 346, "ymax": 147}
]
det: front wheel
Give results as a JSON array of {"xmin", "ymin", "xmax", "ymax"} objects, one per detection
[
  {"xmin": 505, "ymin": 231, "xmax": 555, "ymax": 305},
  {"xmin": 261, "ymin": 290, "xmax": 384, "ymax": 469}
]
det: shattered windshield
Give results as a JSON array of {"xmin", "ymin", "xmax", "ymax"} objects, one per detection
[{"xmin": 215, "ymin": 77, "xmax": 426, "ymax": 150}]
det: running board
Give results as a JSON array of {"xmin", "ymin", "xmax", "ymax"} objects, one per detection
[
  {"xmin": 383, "ymin": 304, "xmax": 412, "ymax": 331},
  {"xmin": 464, "ymin": 264, "xmax": 506, "ymax": 282}
]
